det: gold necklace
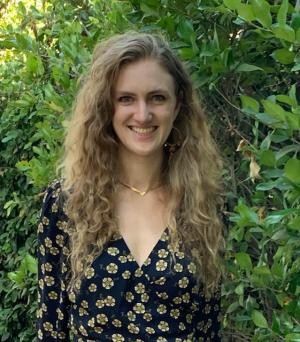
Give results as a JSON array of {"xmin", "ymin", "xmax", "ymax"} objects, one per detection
[{"xmin": 118, "ymin": 181, "xmax": 163, "ymax": 196}]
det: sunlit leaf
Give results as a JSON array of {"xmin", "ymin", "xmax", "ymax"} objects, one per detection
[
  {"xmin": 252, "ymin": 310, "xmax": 268, "ymax": 328},
  {"xmin": 240, "ymin": 95, "xmax": 260, "ymax": 112},
  {"xmin": 284, "ymin": 159, "xmax": 300, "ymax": 183},
  {"xmin": 251, "ymin": 0, "xmax": 272, "ymax": 27},
  {"xmin": 277, "ymin": 0, "xmax": 288, "ymax": 26},
  {"xmin": 272, "ymin": 24, "xmax": 295, "ymax": 43},
  {"xmin": 236, "ymin": 252, "xmax": 253, "ymax": 270},
  {"xmin": 237, "ymin": 3, "xmax": 255, "ymax": 21},
  {"xmin": 224, "ymin": 0, "xmax": 241, "ymax": 10},
  {"xmin": 272, "ymin": 49, "xmax": 296, "ymax": 64},
  {"xmin": 236, "ymin": 63, "xmax": 263, "ymax": 72}
]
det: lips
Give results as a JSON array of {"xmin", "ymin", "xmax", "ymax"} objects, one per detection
[{"xmin": 129, "ymin": 126, "xmax": 157, "ymax": 134}]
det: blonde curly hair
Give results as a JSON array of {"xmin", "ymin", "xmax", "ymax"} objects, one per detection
[{"xmin": 57, "ymin": 31, "xmax": 224, "ymax": 295}]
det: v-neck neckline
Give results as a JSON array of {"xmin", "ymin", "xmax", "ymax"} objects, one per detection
[{"xmin": 119, "ymin": 227, "xmax": 168, "ymax": 269}]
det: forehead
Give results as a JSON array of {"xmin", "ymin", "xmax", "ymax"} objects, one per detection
[{"xmin": 114, "ymin": 59, "xmax": 175, "ymax": 94}]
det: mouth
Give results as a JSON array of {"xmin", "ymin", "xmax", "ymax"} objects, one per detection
[{"xmin": 128, "ymin": 126, "xmax": 158, "ymax": 134}]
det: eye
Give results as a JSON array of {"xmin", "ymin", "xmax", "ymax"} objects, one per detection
[
  {"xmin": 118, "ymin": 96, "xmax": 133, "ymax": 104},
  {"xmin": 152, "ymin": 94, "xmax": 166, "ymax": 103}
]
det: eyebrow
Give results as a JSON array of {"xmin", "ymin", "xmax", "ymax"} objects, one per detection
[{"xmin": 115, "ymin": 89, "xmax": 170, "ymax": 96}]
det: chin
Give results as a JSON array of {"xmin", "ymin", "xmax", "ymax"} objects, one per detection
[{"xmin": 128, "ymin": 147, "xmax": 161, "ymax": 158}]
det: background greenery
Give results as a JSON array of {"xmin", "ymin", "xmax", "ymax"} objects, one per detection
[{"xmin": 1, "ymin": 0, "xmax": 299, "ymax": 341}]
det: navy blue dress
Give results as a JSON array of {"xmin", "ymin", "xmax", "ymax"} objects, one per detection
[{"xmin": 37, "ymin": 180, "xmax": 221, "ymax": 341}]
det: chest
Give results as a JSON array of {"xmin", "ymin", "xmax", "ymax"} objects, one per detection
[
  {"xmin": 114, "ymin": 190, "xmax": 169, "ymax": 267},
  {"xmin": 68, "ymin": 234, "xmax": 200, "ymax": 341}
]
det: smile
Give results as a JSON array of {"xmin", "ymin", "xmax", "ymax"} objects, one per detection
[{"xmin": 129, "ymin": 126, "xmax": 157, "ymax": 134}]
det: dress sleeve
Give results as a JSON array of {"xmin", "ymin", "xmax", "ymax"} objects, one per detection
[
  {"xmin": 194, "ymin": 284, "xmax": 222, "ymax": 341},
  {"xmin": 36, "ymin": 180, "xmax": 70, "ymax": 341}
]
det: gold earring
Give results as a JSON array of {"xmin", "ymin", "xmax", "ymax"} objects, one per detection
[{"xmin": 164, "ymin": 127, "xmax": 182, "ymax": 158}]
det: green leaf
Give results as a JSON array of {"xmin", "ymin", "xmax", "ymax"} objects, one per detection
[
  {"xmin": 0, "ymin": 39, "xmax": 18, "ymax": 49},
  {"xmin": 236, "ymin": 252, "xmax": 253, "ymax": 270},
  {"xmin": 296, "ymin": 28, "xmax": 300, "ymax": 43},
  {"xmin": 237, "ymin": 3, "xmax": 255, "ymax": 21},
  {"xmin": 253, "ymin": 265, "xmax": 271, "ymax": 277},
  {"xmin": 271, "ymin": 262, "xmax": 286, "ymax": 280},
  {"xmin": 277, "ymin": 0, "xmax": 288, "ymax": 26},
  {"xmin": 276, "ymin": 94, "xmax": 295, "ymax": 107},
  {"xmin": 288, "ymin": 84, "xmax": 298, "ymax": 106},
  {"xmin": 285, "ymin": 112, "xmax": 300, "ymax": 130},
  {"xmin": 7, "ymin": 270, "xmax": 25, "ymax": 285},
  {"xmin": 240, "ymin": 95, "xmax": 260, "ymax": 112},
  {"xmin": 226, "ymin": 301, "xmax": 240, "ymax": 313},
  {"xmin": 140, "ymin": 2, "xmax": 159, "ymax": 17},
  {"xmin": 260, "ymin": 150, "xmax": 276, "ymax": 167},
  {"xmin": 272, "ymin": 49, "xmax": 295, "ymax": 64},
  {"xmin": 286, "ymin": 333, "xmax": 300, "ymax": 342},
  {"xmin": 272, "ymin": 24, "xmax": 295, "ymax": 43},
  {"xmin": 265, "ymin": 208, "xmax": 297, "ymax": 225},
  {"xmin": 26, "ymin": 53, "xmax": 45, "ymax": 76},
  {"xmin": 260, "ymin": 133, "xmax": 272, "ymax": 149},
  {"xmin": 16, "ymin": 160, "xmax": 31, "ymax": 172},
  {"xmin": 178, "ymin": 48, "xmax": 195, "ymax": 60},
  {"xmin": 252, "ymin": 310, "xmax": 268, "ymax": 328},
  {"xmin": 288, "ymin": 216, "xmax": 300, "ymax": 230},
  {"xmin": 212, "ymin": 26, "xmax": 220, "ymax": 51},
  {"xmin": 15, "ymin": 33, "xmax": 32, "ymax": 50},
  {"xmin": 256, "ymin": 179, "xmax": 282, "ymax": 191},
  {"xmin": 235, "ymin": 283, "xmax": 244, "ymax": 295},
  {"xmin": 255, "ymin": 113, "xmax": 286, "ymax": 128},
  {"xmin": 276, "ymin": 144, "xmax": 300, "ymax": 161},
  {"xmin": 291, "ymin": 12, "xmax": 300, "ymax": 31},
  {"xmin": 271, "ymin": 313, "xmax": 281, "ymax": 334},
  {"xmin": 200, "ymin": 50, "xmax": 215, "ymax": 57},
  {"xmin": 236, "ymin": 63, "xmax": 263, "ymax": 72},
  {"xmin": 261, "ymin": 99, "xmax": 287, "ymax": 121},
  {"xmin": 24, "ymin": 254, "xmax": 38, "ymax": 274},
  {"xmin": 7, "ymin": 272, "xmax": 18, "ymax": 282},
  {"xmin": 284, "ymin": 159, "xmax": 300, "ymax": 183},
  {"xmin": 177, "ymin": 19, "xmax": 195, "ymax": 43},
  {"xmin": 251, "ymin": 0, "xmax": 272, "ymax": 27},
  {"xmin": 224, "ymin": 0, "xmax": 241, "ymax": 10},
  {"xmin": 291, "ymin": 63, "xmax": 300, "ymax": 72},
  {"xmin": 233, "ymin": 201, "xmax": 259, "ymax": 227},
  {"xmin": 275, "ymin": 293, "xmax": 291, "ymax": 307},
  {"xmin": 1, "ymin": 130, "xmax": 19, "ymax": 143}
]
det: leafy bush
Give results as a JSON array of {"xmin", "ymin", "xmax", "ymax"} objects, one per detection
[
  {"xmin": 1, "ymin": 0, "xmax": 299, "ymax": 341},
  {"xmin": 0, "ymin": 1, "xmax": 131, "ymax": 340}
]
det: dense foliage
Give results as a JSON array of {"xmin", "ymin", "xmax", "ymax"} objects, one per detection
[{"xmin": 1, "ymin": 0, "xmax": 299, "ymax": 341}]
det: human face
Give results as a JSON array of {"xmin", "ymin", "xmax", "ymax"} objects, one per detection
[{"xmin": 112, "ymin": 59, "xmax": 179, "ymax": 160}]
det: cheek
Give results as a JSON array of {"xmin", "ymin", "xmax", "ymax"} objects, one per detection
[
  {"xmin": 112, "ymin": 108, "xmax": 125, "ymax": 127},
  {"xmin": 164, "ymin": 104, "xmax": 178, "ymax": 125},
  {"xmin": 112, "ymin": 113, "xmax": 123, "ymax": 137},
  {"xmin": 111, "ymin": 115, "xmax": 117, "ymax": 131}
]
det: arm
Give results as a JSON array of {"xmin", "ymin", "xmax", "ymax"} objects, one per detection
[
  {"xmin": 194, "ymin": 284, "xmax": 222, "ymax": 341},
  {"xmin": 36, "ymin": 180, "xmax": 70, "ymax": 341}
]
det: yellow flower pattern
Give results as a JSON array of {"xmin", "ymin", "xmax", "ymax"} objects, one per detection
[{"xmin": 37, "ymin": 180, "xmax": 222, "ymax": 341}]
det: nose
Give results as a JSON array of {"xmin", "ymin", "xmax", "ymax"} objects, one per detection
[{"xmin": 134, "ymin": 100, "xmax": 152, "ymax": 123}]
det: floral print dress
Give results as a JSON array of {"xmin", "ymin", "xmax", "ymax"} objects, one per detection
[{"xmin": 37, "ymin": 180, "xmax": 221, "ymax": 341}]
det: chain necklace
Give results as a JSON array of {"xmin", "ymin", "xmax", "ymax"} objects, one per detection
[{"xmin": 118, "ymin": 181, "xmax": 163, "ymax": 196}]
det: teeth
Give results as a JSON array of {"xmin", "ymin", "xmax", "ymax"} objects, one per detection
[{"xmin": 130, "ymin": 127, "xmax": 156, "ymax": 134}]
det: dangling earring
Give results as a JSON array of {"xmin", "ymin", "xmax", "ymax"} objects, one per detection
[
  {"xmin": 164, "ymin": 126, "xmax": 182, "ymax": 159},
  {"xmin": 164, "ymin": 141, "xmax": 181, "ymax": 155}
]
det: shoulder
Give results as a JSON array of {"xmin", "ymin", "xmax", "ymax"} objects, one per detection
[
  {"xmin": 38, "ymin": 178, "xmax": 70, "ymax": 241},
  {"xmin": 41, "ymin": 178, "xmax": 68, "ymax": 219}
]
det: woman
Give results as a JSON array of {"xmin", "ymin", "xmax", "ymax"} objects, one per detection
[{"xmin": 37, "ymin": 32, "xmax": 224, "ymax": 341}]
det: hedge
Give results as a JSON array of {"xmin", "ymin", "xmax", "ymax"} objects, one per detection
[{"xmin": 1, "ymin": 0, "xmax": 299, "ymax": 341}]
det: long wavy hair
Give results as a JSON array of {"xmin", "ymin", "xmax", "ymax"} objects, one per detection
[{"xmin": 57, "ymin": 32, "xmax": 224, "ymax": 295}]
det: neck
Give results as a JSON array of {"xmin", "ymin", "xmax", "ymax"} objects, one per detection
[{"xmin": 117, "ymin": 149, "xmax": 164, "ymax": 190}]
